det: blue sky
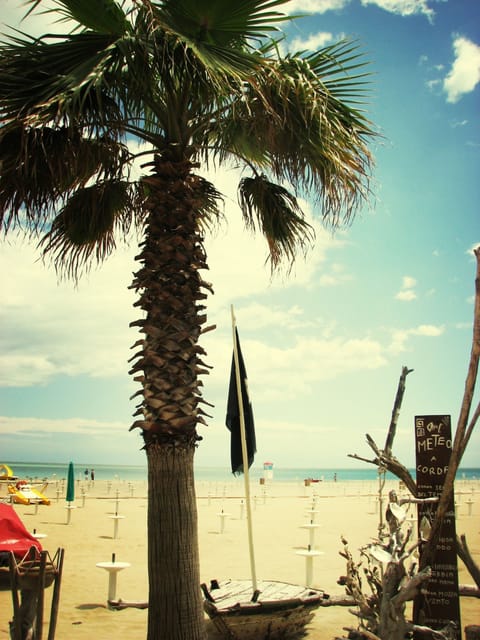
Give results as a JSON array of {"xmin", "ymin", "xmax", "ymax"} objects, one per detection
[{"xmin": 1, "ymin": 0, "xmax": 479, "ymax": 472}]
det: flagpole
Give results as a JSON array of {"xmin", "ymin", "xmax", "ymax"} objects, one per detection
[{"xmin": 231, "ymin": 304, "xmax": 257, "ymax": 593}]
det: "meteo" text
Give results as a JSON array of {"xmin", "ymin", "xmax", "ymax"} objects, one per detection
[{"xmin": 416, "ymin": 435, "xmax": 452, "ymax": 451}]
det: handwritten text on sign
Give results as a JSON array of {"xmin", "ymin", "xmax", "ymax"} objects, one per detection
[{"xmin": 413, "ymin": 415, "xmax": 461, "ymax": 640}]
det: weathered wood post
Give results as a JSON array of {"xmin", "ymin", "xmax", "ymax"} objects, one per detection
[{"xmin": 413, "ymin": 414, "xmax": 461, "ymax": 640}]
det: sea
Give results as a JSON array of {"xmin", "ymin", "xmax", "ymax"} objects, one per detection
[{"xmin": 3, "ymin": 461, "xmax": 479, "ymax": 484}]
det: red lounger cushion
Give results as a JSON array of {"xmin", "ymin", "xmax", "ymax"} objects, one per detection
[{"xmin": 0, "ymin": 503, "xmax": 42, "ymax": 558}]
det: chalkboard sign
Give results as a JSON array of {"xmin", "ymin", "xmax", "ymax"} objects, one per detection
[{"xmin": 413, "ymin": 415, "xmax": 461, "ymax": 640}]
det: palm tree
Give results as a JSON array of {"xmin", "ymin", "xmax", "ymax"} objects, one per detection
[{"xmin": 0, "ymin": 1, "xmax": 376, "ymax": 638}]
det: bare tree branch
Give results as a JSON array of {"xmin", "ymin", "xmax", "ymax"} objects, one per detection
[
  {"xmin": 421, "ymin": 247, "xmax": 480, "ymax": 568},
  {"xmin": 384, "ymin": 366, "xmax": 414, "ymax": 455},
  {"xmin": 457, "ymin": 534, "xmax": 480, "ymax": 589},
  {"xmin": 409, "ymin": 622, "xmax": 459, "ymax": 640},
  {"xmin": 348, "ymin": 367, "xmax": 418, "ymax": 495},
  {"xmin": 348, "ymin": 446, "xmax": 417, "ymax": 496}
]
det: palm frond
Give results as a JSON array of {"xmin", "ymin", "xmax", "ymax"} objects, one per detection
[
  {"xmin": 238, "ymin": 174, "xmax": 314, "ymax": 269},
  {"xmin": 156, "ymin": 0, "xmax": 289, "ymax": 45},
  {"xmin": 0, "ymin": 30, "xmax": 128, "ymax": 128},
  {"xmin": 213, "ymin": 42, "xmax": 376, "ymax": 226},
  {"xmin": 0, "ymin": 124, "xmax": 131, "ymax": 231},
  {"xmin": 24, "ymin": 0, "xmax": 129, "ymax": 35},
  {"xmin": 301, "ymin": 40, "xmax": 374, "ymax": 110},
  {"xmin": 0, "ymin": 0, "xmax": 378, "ymax": 279},
  {"xmin": 39, "ymin": 180, "xmax": 139, "ymax": 279},
  {"xmin": 189, "ymin": 175, "xmax": 225, "ymax": 231},
  {"xmin": 151, "ymin": 0, "xmax": 291, "ymax": 80}
]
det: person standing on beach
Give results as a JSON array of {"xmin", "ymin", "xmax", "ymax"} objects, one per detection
[{"xmin": 90, "ymin": 469, "xmax": 95, "ymax": 482}]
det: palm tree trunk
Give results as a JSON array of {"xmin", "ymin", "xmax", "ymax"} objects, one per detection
[
  {"xmin": 129, "ymin": 155, "xmax": 212, "ymax": 640},
  {"xmin": 147, "ymin": 443, "xmax": 206, "ymax": 640}
]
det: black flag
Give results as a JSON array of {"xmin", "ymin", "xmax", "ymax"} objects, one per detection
[{"xmin": 226, "ymin": 328, "xmax": 256, "ymax": 475}]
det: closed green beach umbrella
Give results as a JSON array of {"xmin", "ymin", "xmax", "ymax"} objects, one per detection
[{"xmin": 66, "ymin": 461, "xmax": 75, "ymax": 503}]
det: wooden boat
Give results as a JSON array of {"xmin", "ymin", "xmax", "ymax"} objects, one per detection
[{"xmin": 202, "ymin": 579, "xmax": 328, "ymax": 640}]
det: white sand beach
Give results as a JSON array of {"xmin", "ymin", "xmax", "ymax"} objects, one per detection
[{"xmin": 1, "ymin": 477, "xmax": 478, "ymax": 639}]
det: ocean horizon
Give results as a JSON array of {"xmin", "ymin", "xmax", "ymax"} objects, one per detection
[{"xmin": 3, "ymin": 460, "xmax": 479, "ymax": 484}]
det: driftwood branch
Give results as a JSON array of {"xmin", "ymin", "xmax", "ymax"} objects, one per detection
[
  {"xmin": 398, "ymin": 496, "xmax": 438, "ymax": 506},
  {"xmin": 384, "ymin": 366, "xmax": 414, "ymax": 455},
  {"xmin": 463, "ymin": 400, "xmax": 480, "ymax": 457},
  {"xmin": 348, "ymin": 366, "xmax": 418, "ymax": 496},
  {"xmin": 457, "ymin": 534, "xmax": 480, "ymax": 589},
  {"xmin": 339, "ymin": 538, "xmax": 377, "ymax": 621},
  {"xmin": 459, "ymin": 585, "xmax": 480, "ymax": 598},
  {"xmin": 108, "ymin": 599, "xmax": 148, "ymax": 610},
  {"xmin": 409, "ymin": 622, "xmax": 459, "ymax": 640},
  {"xmin": 339, "ymin": 250, "xmax": 480, "ymax": 640},
  {"xmin": 348, "ymin": 445, "xmax": 417, "ymax": 497},
  {"xmin": 421, "ymin": 247, "xmax": 480, "ymax": 569},
  {"xmin": 391, "ymin": 566, "xmax": 431, "ymax": 607},
  {"xmin": 318, "ymin": 594, "xmax": 356, "ymax": 607},
  {"xmin": 366, "ymin": 434, "xmax": 382, "ymax": 458},
  {"xmin": 338, "ymin": 627, "xmax": 382, "ymax": 640}
]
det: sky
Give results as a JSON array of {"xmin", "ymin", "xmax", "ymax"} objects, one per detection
[{"xmin": 1, "ymin": 0, "xmax": 479, "ymax": 473}]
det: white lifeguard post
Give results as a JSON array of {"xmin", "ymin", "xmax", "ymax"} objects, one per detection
[{"xmin": 263, "ymin": 461, "xmax": 274, "ymax": 481}]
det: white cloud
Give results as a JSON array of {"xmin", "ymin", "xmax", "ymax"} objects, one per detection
[
  {"xmin": 283, "ymin": 0, "xmax": 350, "ymax": 14},
  {"xmin": 402, "ymin": 276, "xmax": 417, "ymax": 289},
  {"xmin": 395, "ymin": 275, "xmax": 417, "ymax": 301},
  {"xmin": 411, "ymin": 324, "xmax": 445, "ymax": 337},
  {"xmin": 284, "ymin": 0, "xmax": 436, "ymax": 19},
  {"xmin": 289, "ymin": 32, "xmax": 337, "ymax": 52},
  {"xmin": 227, "ymin": 303, "xmax": 314, "ymax": 331},
  {"xmin": 202, "ymin": 166, "xmax": 349, "ymax": 309},
  {"xmin": 443, "ymin": 36, "xmax": 480, "ymax": 103},
  {"xmin": 396, "ymin": 289, "xmax": 417, "ymax": 301},
  {"xmin": 0, "ymin": 236, "xmax": 137, "ymax": 387},
  {"xmin": 0, "ymin": 355, "xmax": 56, "ymax": 388},
  {"xmin": 388, "ymin": 331, "xmax": 411, "ymax": 355},
  {"xmin": 360, "ymin": 0, "xmax": 436, "ymax": 21},
  {"xmin": 0, "ymin": 163, "xmax": 353, "ymax": 389},
  {"xmin": 0, "ymin": 415, "xmax": 125, "ymax": 436},
  {"xmin": 426, "ymin": 78, "xmax": 442, "ymax": 92},
  {"xmin": 317, "ymin": 266, "xmax": 353, "ymax": 286},
  {"xmin": 389, "ymin": 324, "xmax": 445, "ymax": 354},
  {"xmin": 239, "ymin": 335, "xmax": 388, "ymax": 401}
]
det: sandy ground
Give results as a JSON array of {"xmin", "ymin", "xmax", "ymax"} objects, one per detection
[{"xmin": 1, "ymin": 477, "xmax": 478, "ymax": 639}]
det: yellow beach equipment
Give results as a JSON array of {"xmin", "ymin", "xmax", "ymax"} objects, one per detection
[
  {"xmin": 0, "ymin": 463, "xmax": 15, "ymax": 479},
  {"xmin": 8, "ymin": 481, "xmax": 51, "ymax": 506}
]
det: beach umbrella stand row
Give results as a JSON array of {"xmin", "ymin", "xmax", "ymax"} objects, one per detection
[{"xmin": 295, "ymin": 498, "xmax": 324, "ymax": 588}]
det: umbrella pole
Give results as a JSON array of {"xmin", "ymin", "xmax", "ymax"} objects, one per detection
[{"xmin": 231, "ymin": 305, "xmax": 257, "ymax": 593}]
